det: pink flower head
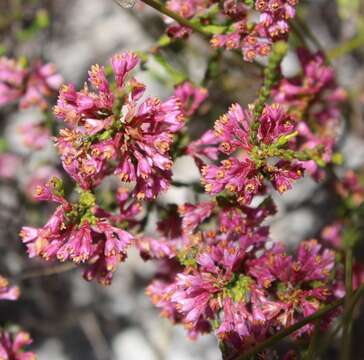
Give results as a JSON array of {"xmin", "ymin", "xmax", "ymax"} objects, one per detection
[
  {"xmin": 258, "ymin": 103, "xmax": 294, "ymax": 144},
  {"xmin": 335, "ymin": 170, "xmax": 364, "ymax": 206},
  {"xmin": 20, "ymin": 60, "xmax": 63, "ymax": 110},
  {"xmin": 25, "ymin": 166, "xmax": 62, "ymax": 201},
  {"xmin": 0, "ymin": 56, "xmax": 62, "ymax": 109},
  {"xmin": 201, "ymin": 101, "xmax": 305, "ymax": 203},
  {"xmin": 165, "ymin": 0, "xmax": 209, "ymax": 38},
  {"xmin": 0, "ymin": 276, "xmax": 20, "ymax": 301},
  {"xmin": 321, "ymin": 221, "xmax": 343, "ymax": 249},
  {"xmin": 20, "ymin": 178, "xmax": 134, "ymax": 285},
  {"xmin": 186, "ymin": 130, "xmax": 221, "ymax": 167},
  {"xmin": 0, "ymin": 57, "xmax": 26, "ymax": 106},
  {"xmin": 202, "ymin": 157, "xmax": 265, "ymax": 205},
  {"xmin": 0, "ymin": 153, "xmax": 21, "ymax": 180},
  {"xmin": 174, "ymin": 81, "xmax": 208, "ymax": 117},
  {"xmin": 18, "ymin": 122, "xmax": 50, "ymax": 150},
  {"xmin": 54, "ymin": 53, "xmax": 185, "ymax": 198},
  {"xmin": 0, "ymin": 330, "xmax": 35, "ymax": 360},
  {"xmin": 248, "ymin": 240, "xmax": 336, "ymax": 335},
  {"xmin": 179, "ymin": 201, "xmax": 215, "ymax": 234}
]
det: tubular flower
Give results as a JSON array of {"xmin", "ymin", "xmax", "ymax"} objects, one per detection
[
  {"xmin": 145, "ymin": 199, "xmax": 275, "ymax": 337},
  {"xmin": 272, "ymin": 49, "xmax": 346, "ymax": 178},
  {"xmin": 186, "ymin": 130, "xmax": 221, "ymax": 166},
  {"xmin": 165, "ymin": 0, "xmax": 210, "ymax": 38},
  {"xmin": 211, "ymin": 0, "xmax": 298, "ymax": 61},
  {"xmin": 0, "ymin": 56, "xmax": 62, "ymax": 109},
  {"xmin": 0, "ymin": 276, "xmax": 19, "ymax": 301},
  {"xmin": 54, "ymin": 52, "xmax": 185, "ymax": 198},
  {"xmin": 0, "ymin": 330, "xmax": 35, "ymax": 360},
  {"xmin": 201, "ymin": 102, "xmax": 303, "ymax": 204},
  {"xmin": 164, "ymin": 1, "xmax": 298, "ymax": 62},
  {"xmin": 173, "ymin": 81, "xmax": 208, "ymax": 117},
  {"xmin": 248, "ymin": 240, "xmax": 336, "ymax": 336},
  {"xmin": 19, "ymin": 178, "xmax": 134, "ymax": 285}
]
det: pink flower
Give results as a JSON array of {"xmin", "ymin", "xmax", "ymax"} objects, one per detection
[
  {"xmin": 18, "ymin": 122, "xmax": 50, "ymax": 150},
  {"xmin": 179, "ymin": 201, "xmax": 215, "ymax": 234},
  {"xmin": 211, "ymin": 0, "xmax": 297, "ymax": 61},
  {"xmin": 0, "ymin": 330, "xmax": 35, "ymax": 360},
  {"xmin": 0, "ymin": 276, "xmax": 19, "ymax": 301},
  {"xmin": 54, "ymin": 52, "xmax": 185, "ymax": 198},
  {"xmin": 20, "ymin": 178, "xmax": 134, "ymax": 285},
  {"xmin": 0, "ymin": 153, "xmax": 21, "ymax": 180},
  {"xmin": 20, "ymin": 60, "xmax": 63, "ymax": 110},
  {"xmin": 0, "ymin": 57, "xmax": 26, "ymax": 106},
  {"xmin": 174, "ymin": 81, "xmax": 208, "ymax": 117},
  {"xmin": 0, "ymin": 56, "xmax": 62, "ymax": 110},
  {"xmin": 25, "ymin": 166, "xmax": 62, "ymax": 201},
  {"xmin": 186, "ymin": 130, "xmax": 221, "ymax": 168},
  {"xmin": 202, "ymin": 157, "xmax": 265, "ymax": 205},
  {"xmin": 248, "ymin": 240, "xmax": 336, "ymax": 335},
  {"xmin": 165, "ymin": 0, "xmax": 209, "ymax": 38},
  {"xmin": 201, "ymin": 102, "xmax": 304, "ymax": 203}
]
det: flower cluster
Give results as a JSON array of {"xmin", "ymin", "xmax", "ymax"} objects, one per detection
[
  {"xmin": 144, "ymin": 198, "xmax": 339, "ymax": 355},
  {"xmin": 165, "ymin": 0, "xmax": 298, "ymax": 62},
  {"xmin": 0, "ymin": 56, "xmax": 62, "ymax": 109},
  {"xmin": 273, "ymin": 49, "xmax": 346, "ymax": 179},
  {"xmin": 12, "ymin": 7, "xmax": 361, "ymax": 356},
  {"xmin": 20, "ymin": 178, "xmax": 137, "ymax": 285},
  {"xmin": 200, "ymin": 102, "xmax": 304, "ymax": 204},
  {"xmin": 54, "ymin": 52, "xmax": 184, "ymax": 199}
]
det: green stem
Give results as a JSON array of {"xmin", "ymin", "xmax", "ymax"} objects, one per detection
[
  {"xmin": 140, "ymin": 0, "xmax": 210, "ymax": 36},
  {"xmin": 306, "ymin": 320, "xmax": 320, "ymax": 360},
  {"xmin": 341, "ymin": 248, "xmax": 353, "ymax": 360},
  {"xmin": 295, "ymin": 15, "xmax": 325, "ymax": 54},
  {"xmin": 249, "ymin": 41, "xmax": 288, "ymax": 143},
  {"xmin": 328, "ymin": 33, "xmax": 364, "ymax": 60},
  {"xmin": 318, "ymin": 282, "xmax": 364, "ymax": 356}
]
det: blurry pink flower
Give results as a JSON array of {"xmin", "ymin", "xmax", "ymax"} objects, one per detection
[
  {"xmin": 0, "ymin": 276, "xmax": 19, "ymax": 301},
  {"xmin": 0, "ymin": 153, "xmax": 21, "ymax": 180},
  {"xmin": 0, "ymin": 330, "xmax": 35, "ymax": 360}
]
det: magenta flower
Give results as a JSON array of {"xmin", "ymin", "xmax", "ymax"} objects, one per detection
[
  {"xmin": 202, "ymin": 157, "xmax": 265, "ymax": 204},
  {"xmin": 186, "ymin": 130, "xmax": 221, "ymax": 166},
  {"xmin": 0, "ymin": 57, "xmax": 26, "ymax": 106},
  {"xmin": 0, "ymin": 56, "xmax": 62, "ymax": 109},
  {"xmin": 201, "ymin": 102, "xmax": 304, "ymax": 203},
  {"xmin": 165, "ymin": 0, "xmax": 209, "ymax": 38},
  {"xmin": 25, "ymin": 166, "xmax": 62, "ymax": 201},
  {"xmin": 179, "ymin": 201, "xmax": 215, "ymax": 234},
  {"xmin": 0, "ymin": 330, "xmax": 35, "ymax": 360},
  {"xmin": 248, "ymin": 240, "xmax": 336, "ymax": 335},
  {"xmin": 211, "ymin": 0, "xmax": 298, "ymax": 61},
  {"xmin": 0, "ymin": 276, "xmax": 19, "ymax": 301},
  {"xmin": 18, "ymin": 122, "xmax": 50, "ymax": 150},
  {"xmin": 20, "ymin": 60, "xmax": 63, "ymax": 110},
  {"xmin": 174, "ymin": 81, "xmax": 208, "ymax": 117},
  {"xmin": 54, "ymin": 52, "xmax": 184, "ymax": 198},
  {"xmin": 20, "ymin": 178, "xmax": 134, "ymax": 285}
]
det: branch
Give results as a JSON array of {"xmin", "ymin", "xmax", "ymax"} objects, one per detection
[
  {"xmin": 140, "ymin": 0, "xmax": 210, "ymax": 36},
  {"xmin": 15, "ymin": 263, "xmax": 76, "ymax": 281}
]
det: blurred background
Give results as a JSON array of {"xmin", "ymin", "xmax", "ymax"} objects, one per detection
[{"xmin": 0, "ymin": 0, "xmax": 364, "ymax": 359}]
